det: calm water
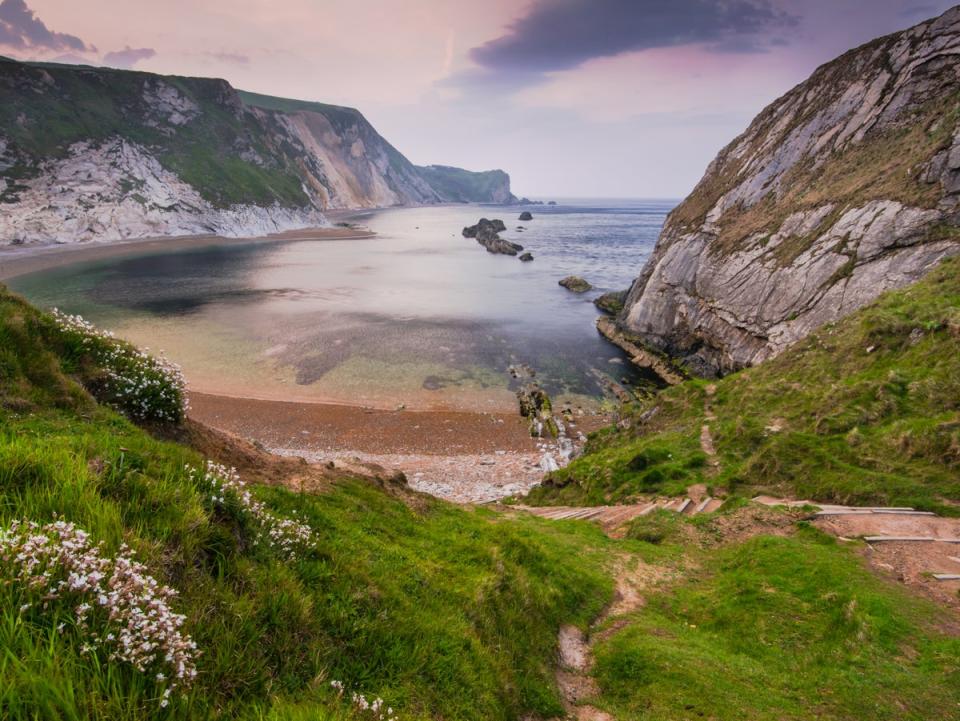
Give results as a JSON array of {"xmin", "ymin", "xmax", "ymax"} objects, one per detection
[{"xmin": 10, "ymin": 199, "xmax": 674, "ymax": 410}]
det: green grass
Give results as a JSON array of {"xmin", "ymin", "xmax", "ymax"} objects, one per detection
[
  {"xmin": 529, "ymin": 257, "xmax": 960, "ymax": 512},
  {"xmin": 592, "ymin": 525, "xmax": 960, "ymax": 720},
  {"xmin": 0, "ymin": 285, "xmax": 614, "ymax": 720},
  {"xmin": 0, "ymin": 57, "xmax": 308, "ymax": 208},
  {"xmin": 2, "ymin": 282, "xmax": 960, "ymax": 720}
]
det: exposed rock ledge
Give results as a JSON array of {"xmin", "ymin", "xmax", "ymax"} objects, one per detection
[
  {"xmin": 0, "ymin": 138, "xmax": 327, "ymax": 244},
  {"xmin": 596, "ymin": 317, "xmax": 684, "ymax": 386}
]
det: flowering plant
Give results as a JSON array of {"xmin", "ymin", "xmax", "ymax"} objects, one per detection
[
  {"xmin": 50, "ymin": 309, "xmax": 188, "ymax": 423},
  {"xmin": 188, "ymin": 461, "xmax": 315, "ymax": 560},
  {"xmin": 330, "ymin": 679, "xmax": 399, "ymax": 721},
  {"xmin": 0, "ymin": 519, "xmax": 198, "ymax": 706}
]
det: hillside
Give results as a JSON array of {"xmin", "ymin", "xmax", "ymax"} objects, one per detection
[
  {"xmin": 1, "ymin": 281, "xmax": 958, "ymax": 720},
  {"xmin": 0, "ymin": 57, "xmax": 515, "ymax": 245},
  {"xmin": 529, "ymin": 256, "xmax": 960, "ymax": 512},
  {"xmin": 414, "ymin": 165, "xmax": 515, "ymax": 204},
  {"xmin": 612, "ymin": 6, "xmax": 960, "ymax": 377}
]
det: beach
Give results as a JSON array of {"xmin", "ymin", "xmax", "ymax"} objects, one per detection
[
  {"xmin": 2, "ymin": 204, "xmax": 654, "ymax": 502},
  {"xmin": 188, "ymin": 391, "xmax": 610, "ymax": 502}
]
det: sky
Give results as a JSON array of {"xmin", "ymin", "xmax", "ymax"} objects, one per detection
[{"xmin": 0, "ymin": 0, "xmax": 956, "ymax": 198}]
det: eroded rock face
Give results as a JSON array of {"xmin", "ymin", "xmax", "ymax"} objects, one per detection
[
  {"xmin": 618, "ymin": 7, "xmax": 960, "ymax": 377},
  {"xmin": 0, "ymin": 138, "xmax": 327, "ymax": 244}
]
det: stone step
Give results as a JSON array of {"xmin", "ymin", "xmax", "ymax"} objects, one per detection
[{"xmin": 933, "ymin": 574, "xmax": 960, "ymax": 581}]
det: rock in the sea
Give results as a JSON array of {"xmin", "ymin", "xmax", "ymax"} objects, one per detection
[
  {"xmin": 462, "ymin": 218, "xmax": 507, "ymax": 238},
  {"xmin": 518, "ymin": 211, "xmax": 533, "ymax": 221},
  {"xmin": 593, "ymin": 290, "xmax": 627, "ymax": 315},
  {"xmin": 519, "ymin": 252, "xmax": 534, "ymax": 262},
  {"xmin": 462, "ymin": 218, "xmax": 522, "ymax": 255},
  {"xmin": 616, "ymin": 6, "xmax": 960, "ymax": 377},
  {"xmin": 559, "ymin": 276, "xmax": 592, "ymax": 293}
]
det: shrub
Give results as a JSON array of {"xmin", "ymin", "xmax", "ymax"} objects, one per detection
[
  {"xmin": 0, "ymin": 519, "xmax": 197, "ymax": 706},
  {"xmin": 50, "ymin": 309, "xmax": 188, "ymax": 423},
  {"xmin": 188, "ymin": 461, "xmax": 315, "ymax": 559}
]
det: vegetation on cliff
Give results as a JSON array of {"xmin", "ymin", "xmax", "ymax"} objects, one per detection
[{"xmin": 528, "ymin": 258, "xmax": 960, "ymax": 512}]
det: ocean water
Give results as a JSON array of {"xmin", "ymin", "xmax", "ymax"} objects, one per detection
[{"xmin": 9, "ymin": 199, "xmax": 674, "ymax": 410}]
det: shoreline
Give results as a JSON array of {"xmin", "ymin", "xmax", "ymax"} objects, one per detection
[
  {"xmin": 188, "ymin": 391, "xmax": 611, "ymax": 502},
  {"xmin": 0, "ymin": 225, "xmax": 376, "ymax": 281}
]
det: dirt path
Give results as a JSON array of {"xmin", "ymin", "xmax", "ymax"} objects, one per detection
[
  {"xmin": 700, "ymin": 383, "xmax": 720, "ymax": 475},
  {"xmin": 555, "ymin": 558, "xmax": 667, "ymax": 720}
]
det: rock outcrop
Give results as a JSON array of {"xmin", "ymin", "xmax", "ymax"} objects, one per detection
[
  {"xmin": 617, "ymin": 7, "xmax": 960, "ymax": 376},
  {"xmin": 518, "ymin": 211, "xmax": 533, "ymax": 221},
  {"xmin": 593, "ymin": 290, "xmax": 628, "ymax": 315},
  {"xmin": 463, "ymin": 218, "xmax": 523, "ymax": 255},
  {"xmin": 0, "ymin": 58, "xmax": 517, "ymax": 245},
  {"xmin": 559, "ymin": 276, "xmax": 592, "ymax": 293}
]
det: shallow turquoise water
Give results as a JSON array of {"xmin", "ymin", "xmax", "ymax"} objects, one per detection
[{"xmin": 9, "ymin": 200, "xmax": 673, "ymax": 409}]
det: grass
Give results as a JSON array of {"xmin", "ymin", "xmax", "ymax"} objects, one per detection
[
  {"xmin": 2, "ymin": 282, "xmax": 959, "ymax": 720},
  {"xmin": 528, "ymin": 257, "xmax": 960, "ymax": 512},
  {"xmin": 0, "ymin": 57, "xmax": 308, "ymax": 208},
  {"xmin": 0, "ymin": 284, "xmax": 614, "ymax": 720},
  {"xmin": 592, "ymin": 524, "xmax": 960, "ymax": 720}
]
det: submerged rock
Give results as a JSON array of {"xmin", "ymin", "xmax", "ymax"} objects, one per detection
[
  {"xmin": 518, "ymin": 211, "xmax": 533, "ymax": 221},
  {"xmin": 559, "ymin": 276, "xmax": 592, "ymax": 293},
  {"xmin": 519, "ymin": 252, "xmax": 534, "ymax": 262}
]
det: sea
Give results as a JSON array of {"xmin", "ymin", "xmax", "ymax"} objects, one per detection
[{"xmin": 8, "ymin": 199, "xmax": 675, "ymax": 411}]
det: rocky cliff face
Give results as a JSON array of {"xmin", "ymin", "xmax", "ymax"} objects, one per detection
[
  {"xmin": 617, "ymin": 7, "xmax": 960, "ymax": 377},
  {"xmin": 0, "ymin": 58, "xmax": 514, "ymax": 245}
]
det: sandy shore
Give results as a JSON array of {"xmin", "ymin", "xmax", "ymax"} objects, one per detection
[
  {"xmin": 189, "ymin": 391, "xmax": 609, "ymax": 503},
  {"xmin": 0, "ymin": 226, "xmax": 374, "ymax": 281}
]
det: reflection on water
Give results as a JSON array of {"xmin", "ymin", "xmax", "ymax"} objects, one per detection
[{"xmin": 9, "ymin": 200, "xmax": 673, "ymax": 410}]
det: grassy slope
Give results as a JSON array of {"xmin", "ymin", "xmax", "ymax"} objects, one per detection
[
  {"xmin": 528, "ymin": 257, "xmax": 960, "ymax": 512},
  {"xmin": 594, "ymin": 518, "xmax": 960, "ymax": 720},
  {"xmin": 0, "ymin": 286, "xmax": 614, "ymax": 720},
  {"xmin": 0, "ymin": 58, "xmax": 308, "ymax": 208},
  {"xmin": 0, "ymin": 285, "xmax": 958, "ymax": 719}
]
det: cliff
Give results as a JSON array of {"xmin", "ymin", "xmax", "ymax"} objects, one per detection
[
  {"xmin": 0, "ymin": 58, "xmax": 514, "ymax": 245},
  {"xmin": 415, "ymin": 164, "xmax": 515, "ymax": 204},
  {"xmin": 616, "ymin": 6, "xmax": 960, "ymax": 377}
]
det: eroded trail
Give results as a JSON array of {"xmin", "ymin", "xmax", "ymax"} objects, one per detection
[{"xmin": 554, "ymin": 558, "xmax": 667, "ymax": 721}]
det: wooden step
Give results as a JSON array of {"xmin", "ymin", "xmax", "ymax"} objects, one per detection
[
  {"xmin": 865, "ymin": 536, "xmax": 960, "ymax": 543},
  {"xmin": 815, "ymin": 510, "xmax": 935, "ymax": 517},
  {"xmin": 692, "ymin": 497, "xmax": 713, "ymax": 515}
]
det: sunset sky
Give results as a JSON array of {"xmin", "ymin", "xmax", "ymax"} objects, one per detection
[{"xmin": 1, "ymin": 0, "xmax": 954, "ymax": 197}]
